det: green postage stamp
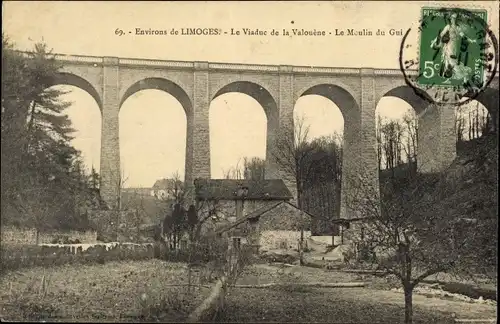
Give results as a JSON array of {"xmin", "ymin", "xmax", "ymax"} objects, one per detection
[
  {"xmin": 418, "ymin": 8, "xmax": 487, "ymax": 88},
  {"xmin": 400, "ymin": 7, "xmax": 497, "ymax": 105}
]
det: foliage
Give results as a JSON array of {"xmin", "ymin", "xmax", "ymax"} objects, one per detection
[
  {"xmin": 1, "ymin": 34, "xmax": 102, "ymax": 234},
  {"xmin": 0, "ymin": 243, "xmax": 155, "ymax": 273}
]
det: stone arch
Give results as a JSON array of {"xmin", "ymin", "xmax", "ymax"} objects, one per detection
[
  {"xmin": 295, "ymin": 79, "xmax": 359, "ymax": 106},
  {"xmin": 297, "ymin": 84, "xmax": 360, "ymax": 126},
  {"xmin": 120, "ymin": 77, "xmax": 193, "ymax": 117},
  {"xmin": 375, "ymin": 86, "xmax": 420, "ymax": 173},
  {"xmin": 211, "ymin": 81, "xmax": 279, "ymax": 178},
  {"xmin": 378, "ymin": 85, "xmax": 430, "ymax": 116},
  {"xmin": 212, "ymin": 81, "xmax": 278, "ymax": 124},
  {"xmin": 119, "ymin": 77, "xmax": 192, "ymax": 185},
  {"xmin": 212, "ymin": 81, "xmax": 279, "ymax": 148},
  {"xmin": 295, "ymin": 84, "xmax": 359, "ymax": 235},
  {"xmin": 52, "ymin": 72, "xmax": 102, "ymax": 111}
]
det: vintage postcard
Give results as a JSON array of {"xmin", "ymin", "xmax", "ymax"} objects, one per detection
[{"xmin": 1, "ymin": 1, "xmax": 498, "ymax": 323}]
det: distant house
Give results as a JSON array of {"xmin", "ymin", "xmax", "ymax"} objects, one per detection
[
  {"xmin": 151, "ymin": 178, "xmax": 184, "ymax": 200},
  {"xmin": 194, "ymin": 179, "xmax": 312, "ymax": 252}
]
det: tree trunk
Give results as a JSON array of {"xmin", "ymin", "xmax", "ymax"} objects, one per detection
[
  {"xmin": 403, "ymin": 284, "xmax": 413, "ymax": 324},
  {"xmin": 35, "ymin": 228, "xmax": 40, "ymax": 245},
  {"xmin": 298, "ymin": 206, "xmax": 304, "ymax": 266},
  {"xmin": 297, "ymin": 182, "xmax": 305, "ymax": 266},
  {"xmin": 187, "ymin": 231, "xmax": 194, "ymax": 295}
]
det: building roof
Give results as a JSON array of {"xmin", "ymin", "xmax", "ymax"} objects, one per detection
[
  {"xmin": 282, "ymin": 201, "xmax": 318, "ymax": 219},
  {"xmin": 194, "ymin": 179, "xmax": 293, "ymax": 201},
  {"xmin": 215, "ymin": 200, "xmax": 317, "ymax": 235},
  {"xmin": 215, "ymin": 201, "xmax": 283, "ymax": 235},
  {"xmin": 329, "ymin": 217, "xmax": 377, "ymax": 225}
]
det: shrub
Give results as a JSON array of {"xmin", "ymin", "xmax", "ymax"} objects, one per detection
[
  {"xmin": 50, "ymin": 235, "xmax": 81, "ymax": 244},
  {"xmin": 260, "ymin": 252, "xmax": 298, "ymax": 264},
  {"xmin": 154, "ymin": 234, "xmax": 229, "ymax": 265},
  {"xmin": 0, "ymin": 243, "xmax": 155, "ymax": 272}
]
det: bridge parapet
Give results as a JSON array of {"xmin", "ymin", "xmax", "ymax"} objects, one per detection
[
  {"xmin": 15, "ymin": 50, "xmax": 500, "ymax": 83},
  {"xmin": 120, "ymin": 58, "xmax": 193, "ymax": 68}
]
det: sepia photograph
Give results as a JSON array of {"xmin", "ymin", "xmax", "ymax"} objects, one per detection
[{"xmin": 1, "ymin": 1, "xmax": 498, "ymax": 323}]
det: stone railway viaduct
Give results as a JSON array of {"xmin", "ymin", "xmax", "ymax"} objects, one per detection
[{"xmin": 40, "ymin": 53, "xmax": 499, "ymax": 217}]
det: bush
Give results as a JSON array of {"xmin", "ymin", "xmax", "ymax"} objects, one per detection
[
  {"xmin": 0, "ymin": 243, "xmax": 155, "ymax": 272},
  {"xmin": 154, "ymin": 234, "xmax": 229, "ymax": 265},
  {"xmin": 50, "ymin": 235, "xmax": 81, "ymax": 244},
  {"xmin": 260, "ymin": 252, "xmax": 298, "ymax": 264}
]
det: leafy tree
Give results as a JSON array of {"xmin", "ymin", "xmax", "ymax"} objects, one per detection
[
  {"xmin": 1, "ymin": 34, "xmax": 101, "ymax": 233},
  {"xmin": 89, "ymin": 166, "xmax": 100, "ymax": 190}
]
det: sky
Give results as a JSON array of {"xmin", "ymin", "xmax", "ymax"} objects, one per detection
[{"xmin": 3, "ymin": 1, "xmax": 497, "ymax": 187}]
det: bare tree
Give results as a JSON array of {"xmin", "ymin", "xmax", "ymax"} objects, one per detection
[
  {"xmin": 456, "ymin": 106, "xmax": 466, "ymax": 145},
  {"xmin": 402, "ymin": 113, "xmax": 418, "ymax": 165},
  {"xmin": 243, "ymin": 157, "xmax": 266, "ymax": 180},
  {"xmin": 222, "ymin": 158, "xmax": 244, "ymax": 180},
  {"xmin": 166, "ymin": 171, "xmax": 185, "ymax": 205},
  {"xmin": 376, "ymin": 114, "xmax": 418, "ymax": 176},
  {"xmin": 271, "ymin": 115, "xmax": 315, "ymax": 265},
  {"xmin": 302, "ymin": 134, "xmax": 343, "ymax": 244},
  {"xmin": 376, "ymin": 116, "xmax": 384, "ymax": 170},
  {"xmin": 343, "ymin": 164, "xmax": 487, "ymax": 324},
  {"xmin": 223, "ymin": 157, "xmax": 266, "ymax": 180}
]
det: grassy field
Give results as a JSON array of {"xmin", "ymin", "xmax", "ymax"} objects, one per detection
[
  {"xmin": 0, "ymin": 260, "xmax": 211, "ymax": 322},
  {"xmin": 219, "ymin": 264, "xmax": 497, "ymax": 323},
  {"xmin": 1, "ymin": 260, "xmax": 495, "ymax": 323}
]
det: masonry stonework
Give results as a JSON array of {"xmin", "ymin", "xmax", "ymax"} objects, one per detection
[
  {"xmin": 45, "ymin": 54, "xmax": 498, "ymax": 218},
  {"xmin": 100, "ymin": 57, "xmax": 121, "ymax": 210},
  {"xmin": 1, "ymin": 226, "xmax": 98, "ymax": 245},
  {"xmin": 418, "ymin": 104, "xmax": 457, "ymax": 173}
]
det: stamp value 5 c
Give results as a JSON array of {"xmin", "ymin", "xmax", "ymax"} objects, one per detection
[
  {"xmin": 418, "ymin": 8, "xmax": 487, "ymax": 88},
  {"xmin": 400, "ymin": 7, "xmax": 498, "ymax": 106}
]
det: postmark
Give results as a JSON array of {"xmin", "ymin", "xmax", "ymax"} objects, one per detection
[{"xmin": 399, "ymin": 7, "xmax": 498, "ymax": 106}]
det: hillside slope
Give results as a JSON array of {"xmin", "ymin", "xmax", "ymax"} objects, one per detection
[
  {"xmin": 378, "ymin": 135, "xmax": 497, "ymax": 274},
  {"xmin": 439, "ymin": 134, "xmax": 498, "ymax": 273}
]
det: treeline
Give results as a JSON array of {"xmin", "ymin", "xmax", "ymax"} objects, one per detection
[
  {"xmin": 377, "ymin": 106, "xmax": 493, "ymax": 179},
  {"xmin": 248, "ymin": 106, "xmax": 493, "ymax": 236},
  {"xmin": 1, "ymin": 35, "xmax": 102, "ymax": 240}
]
